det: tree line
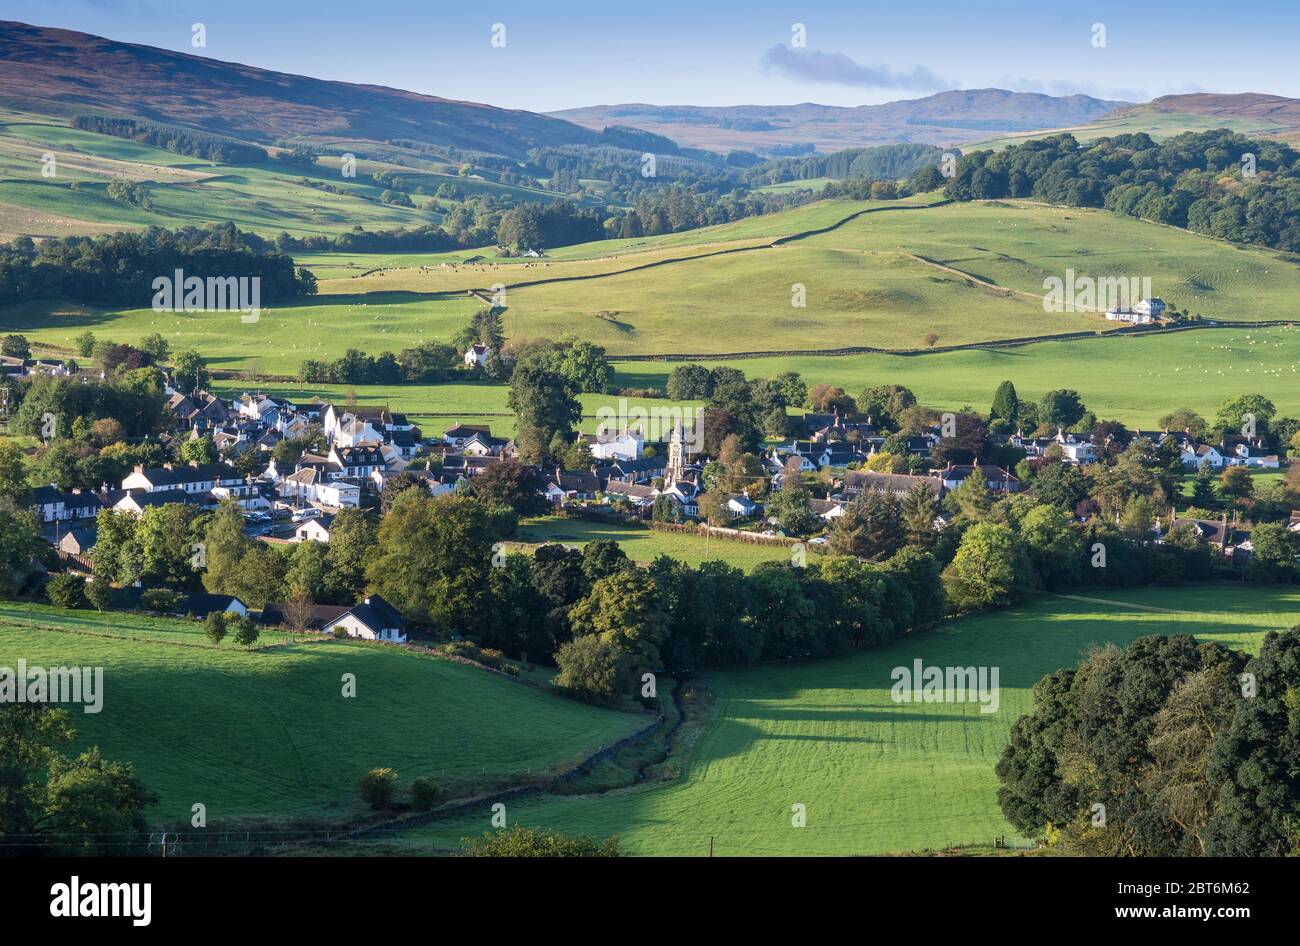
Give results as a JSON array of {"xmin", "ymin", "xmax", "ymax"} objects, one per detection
[
  {"xmin": 0, "ymin": 223, "xmax": 316, "ymax": 307},
  {"xmin": 936, "ymin": 129, "xmax": 1300, "ymax": 252},
  {"xmin": 72, "ymin": 114, "xmax": 269, "ymax": 165}
]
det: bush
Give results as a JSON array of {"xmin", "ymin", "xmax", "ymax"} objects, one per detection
[
  {"xmin": 45, "ymin": 573, "xmax": 88, "ymax": 609},
  {"xmin": 461, "ymin": 825, "xmax": 621, "ymax": 857},
  {"xmin": 410, "ymin": 777, "xmax": 441, "ymax": 811},
  {"xmin": 140, "ymin": 588, "xmax": 180, "ymax": 613},
  {"xmin": 359, "ymin": 768, "xmax": 399, "ymax": 810}
]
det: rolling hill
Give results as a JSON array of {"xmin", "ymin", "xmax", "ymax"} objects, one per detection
[
  {"xmin": 549, "ymin": 89, "xmax": 1128, "ymax": 153},
  {"xmin": 0, "ymin": 21, "xmax": 598, "ymax": 158}
]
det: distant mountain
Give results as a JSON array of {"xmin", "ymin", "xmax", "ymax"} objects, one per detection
[
  {"xmin": 549, "ymin": 89, "xmax": 1130, "ymax": 153},
  {"xmin": 1108, "ymin": 92, "xmax": 1300, "ymax": 141},
  {"xmin": 0, "ymin": 21, "xmax": 599, "ymax": 158}
]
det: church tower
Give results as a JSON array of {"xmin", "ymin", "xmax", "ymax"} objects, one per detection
[{"xmin": 665, "ymin": 419, "xmax": 685, "ymax": 486}]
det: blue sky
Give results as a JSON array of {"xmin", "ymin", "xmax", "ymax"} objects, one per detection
[{"xmin": 8, "ymin": 0, "xmax": 1300, "ymax": 111}]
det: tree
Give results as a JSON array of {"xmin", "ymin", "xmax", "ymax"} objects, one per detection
[
  {"xmin": 138, "ymin": 333, "xmax": 170, "ymax": 364},
  {"xmin": 989, "ymin": 380, "xmax": 1019, "ymax": 426},
  {"xmin": 1159, "ymin": 408, "xmax": 1208, "ymax": 439},
  {"xmin": 1033, "ymin": 462, "xmax": 1089, "ymax": 512},
  {"xmin": 0, "ymin": 500, "xmax": 43, "ymax": 598},
  {"xmin": 379, "ymin": 472, "xmax": 423, "ymax": 514},
  {"xmin": 857, "ymin": 385, "xmax": 915, "ymax": 426},
  {"xmin": 179, "ymin": 435, "xmax": 218, "ymax": 465},
  {"xmin": 0, "ymin": 441, "xmax": 29, "ymax": 505},
  {"xmin": 508, "ymin": 361, "xmax": 582, "ymax": 463},
  {"xmin": 45, "ymin": 573, "xmax": 88, "ymax": 609},
  {"xmin": 882, "ymin": 546, "xmax": 945, "ymax": 628},
  {"xmin": 900, "ymin": 482, "xmax": 939, "ymax": 547},
  {"xmin": 1019, "ymin": 504, "xmax": 1083, "ymax": 589},
  {"xmin": 950, "ymin": 470, "xmax": 993, "ymax": 521},
  {"xmin": 171, "ymin": 349, "xmax": 210, "ymax": 394},
  {"xmin": 997, "ymin": 634, "xmax": 1251, "ymax": 856},
  {"xmin": 471, "ymin": 458, "xmax": 549, "ymax": 516},
  {"xmin": 1039, "ymin": 389, "xmax": 1086, "ymax": 429},
  {"xmin": 697, "ymin": 490, "xmax": 728, "ymax": 527},
  {"xmin": 554, "ymin": 633, "xmax": 622, "ymax": 704},
  {"xmin": 1190, "ymin": 458, "xmax": 1218, "ymax": 508},
  {"xmin": 651, "ymin": 493, "xmax": 683, "ymax": 523},
  {"xmin": 568, "ymin": 569, "xmax": 668, "ymax": 687},
  {"xmin": 281, "ymin": 585, "xmax": 317, "ymax": 637},
  {"xmin": 766, "ymin": 483, "xmax": 819, "ymax": 535},
  {"xmin": 204, "ymin": 611, "xmax": 227, "ymax": 647},
  {"xmin": 1213, "ymin": 394, "xmax": 1275, "ymax": 437},
  {"xmin": 366, "ymin": 492, "xmax": 498, "ymax": 632},
  {"xmin": 325, "ymin": 508, "xmax": 377, "ymax": 601},
  {"xmin": 827, "ymin": 489, "xmax": 905, "ymax": 561},
  {"xmin": 85, "ymin": 579, "xmax": 114, "ymax": 612},
  {"xmin": 1247, "ymin": 524, "xmax": 1295, "ymax": 583},
  {"xmin": 137, "ymin": 502, "xmax": 203, "ymax": 590},
  {"xmin": 1, "ymin": 334, "xmax": 30, "ymax": 359},
  {"xmin": 0, "ymin": 704, "xmax": 156, "ymax": 855},
  {"xmin": 581, "ymin": 539, "xmax": 629, "ymax": 583},
  {"xmin": 1218, "ymin": 466, "xmax": 1253, "ymax": 505},
  {"xmin": 943, "ymin": 522, "xmax": 1027, "ymax": 611},
  {"xmin": 665, "ymin": 364, "xmax": 713, "ymax": 400},
  {"xmin": 359, "ymin": 768, "xmax": 398, "ymax": 809},
  {"xmin": 1203, "ymin": 628, "xmax": 1300, "ymax": 855},
  {"xmin": 73, "ymin": 331, "xmax": 96, "ymax": 359},
  {"xmin": 232, "ymin": 614, "xmax": 260, "ymax": 650}
]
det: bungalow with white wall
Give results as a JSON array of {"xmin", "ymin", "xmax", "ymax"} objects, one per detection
[{"xmin": 322, "ymin": 595, "xmax": 407, "ymax": 643}]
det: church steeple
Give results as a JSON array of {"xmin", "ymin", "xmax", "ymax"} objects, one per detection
[{"xmin": 665, "ymin": 419, "xmax": 685, "ymax": 486}]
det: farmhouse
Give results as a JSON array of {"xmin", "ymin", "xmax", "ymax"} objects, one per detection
[
  {"xmin": 1105, "ymin": 297, "xmax": 1165, "ymax": 324},
  {"xmin": 321, "ymin": 595, "xmax": 407, "ymax": 643},
  {"xmin": 464, "ymin": 343, "xmax": 491, "ymax": 367}
]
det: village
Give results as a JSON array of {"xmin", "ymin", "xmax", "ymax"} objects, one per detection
[{"xmin": 13, "ymin": 336, "xmax": 1291, "ymax": 645}]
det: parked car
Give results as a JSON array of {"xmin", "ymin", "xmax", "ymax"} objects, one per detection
[{"xmin": 291, "ymin": 508, "xmax": 322, "ymax": 523}]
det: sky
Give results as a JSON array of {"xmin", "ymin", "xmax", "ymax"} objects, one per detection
[{"xmin": 6, "ymin": 0, "xmax": 1300, "ymax": 112}]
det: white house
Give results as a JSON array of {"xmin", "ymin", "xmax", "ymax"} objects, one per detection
[
  {"xmin": 1235, "ymin": 444, "xmax": 1280, "ymax": 469},
  {"xmin": 277, "ymin": 468, "xmax": 361, "ymax": 508},
  {"xmin": 464, "ymin": 344, "xmax": 490, "ymax": 367},
  {"xmin": 1105, "ymin": 298, "xmax": 1165, "ymax": 324},
  {"xmin": 1186, "ymin": 445, "xmax": 1229, "ymax": 469},
  {"xmin": 322, "ymin": 595, "xmax": 407, "ymax": 643},
  {"xmin": 725, "ymin": 494, "xmax": 758, "ymax": 519},
  {"xmin": 1060, "ymin": 441, "xmax": 1099, "ymax": 465},
  {"xmin": 293, "ymin": 515, "xmax": 334, "ymax": 543},
  {"xmin": 590, "ymin": 428, "xmax": 644, "ymax": 461}
]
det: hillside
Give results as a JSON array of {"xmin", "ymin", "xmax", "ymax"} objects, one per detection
[
  {"xmin": 0, "ymin": 603, "xmax": 646, "ymax": 821},
  {"xmin": 0, "ymin": 21, "xmax": 598, "ymax": 158},
  {"xmin": 970, "ymin": 92, "xmax": 1300, "ymax": 151},
  {"xmin": 549, "ymin": 89, "xmax": 1128, "ymax": 153}
]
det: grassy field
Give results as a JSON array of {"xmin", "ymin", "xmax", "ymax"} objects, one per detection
[
  {"xmin": 201, "ymin": 323, "xmax": 1300, "ymax": 433},
  {"xmin": 14, "ymin": 193, "xmax": 1300, "ymax": 378},
  {"xmin": 507, "ymin": 517, "xmax": 795, "ymax": 571},
  {"xmin": 393, "ymin": 585, "xmax": 1299, "ymax": 856},
  {"xmin": 0, "ymin": 607, "xmax": 646, "ymax": 824},
  {"xmin": 612, "ymin": 326, "xmax": 1300, "ymax": 428}
]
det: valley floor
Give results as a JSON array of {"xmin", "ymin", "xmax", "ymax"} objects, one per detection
[{"xmin": 380, "ymin": 585, "xmax": 1298, "ymax": 856}]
